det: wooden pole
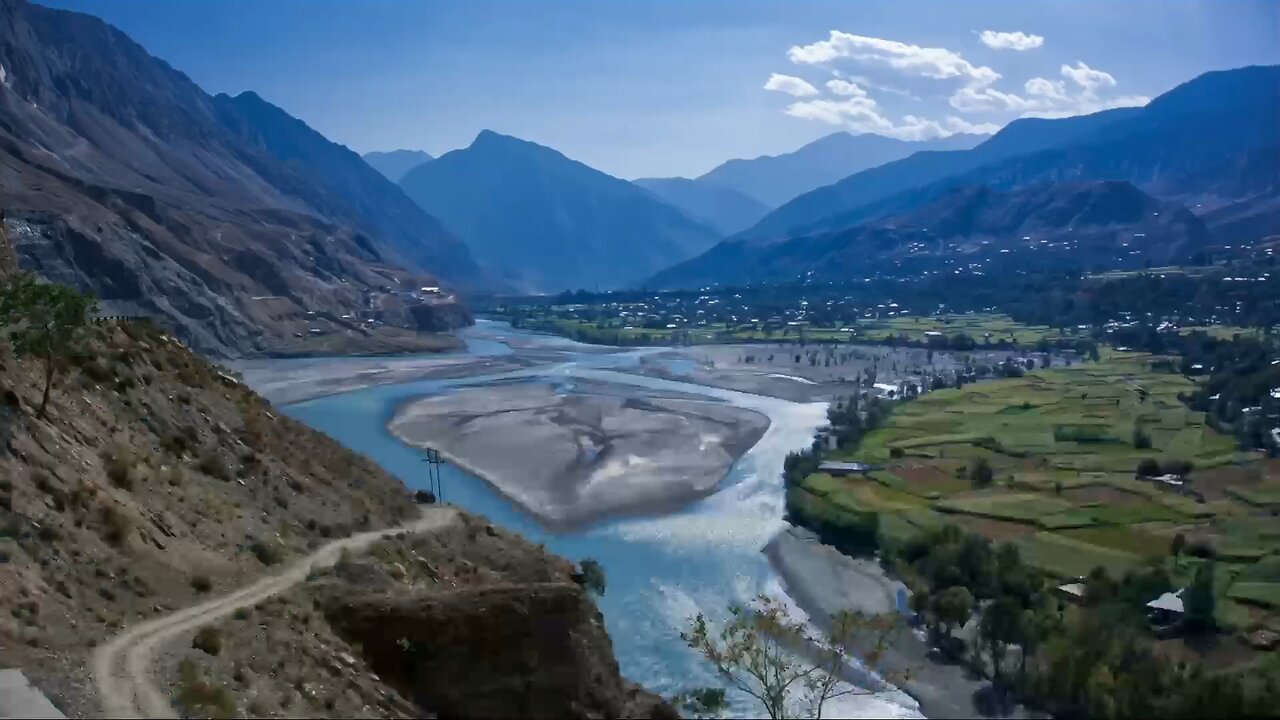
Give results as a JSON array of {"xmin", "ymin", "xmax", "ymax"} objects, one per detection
[{"xmin": 0, "ymin": 210, "xmax": 15, "ymax": 279}]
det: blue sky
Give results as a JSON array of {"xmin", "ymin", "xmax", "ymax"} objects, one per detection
[{"xmin": 44, "ymin": 0, "xmax": 1280, "ymax": 179}]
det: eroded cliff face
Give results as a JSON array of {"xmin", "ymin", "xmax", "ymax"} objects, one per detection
[{"xmin": 312, "ymin": 515, "xmax": 674, "ymax": 720}]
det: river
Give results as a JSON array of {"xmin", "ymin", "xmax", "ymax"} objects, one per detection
[{"xmin": 274, "ymin": 321, "xmax": 921, "ymax": 718}]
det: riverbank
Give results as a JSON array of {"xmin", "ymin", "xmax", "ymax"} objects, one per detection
[
  {"xmin": 765, "ymin": 525, "xmax": 1031, "ymax": 719},
  {"xmin": 387, "ymin": 380, "xmax": 771, "ymax": 529},
  {"xmin": 240, "ymin": 321, "xmax": 922, "ymax": 716}
]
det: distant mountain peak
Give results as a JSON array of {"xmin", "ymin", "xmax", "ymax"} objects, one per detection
[
  {"xmin": 363, "ymin": 149, "xmax": 434, "ymax": 183},
  {"xmin": 695, "ymin": 132, "xmax": 985, "ymax": 207},
  {"xmin": 471, "ymin": 129, "xmax": 533, "ymax": 147},
  {"xmin": 737, "ymin": 64, "xmax": 1280, "ymax": 244},
  {"xmin": 398, "ymin": 134, "xmax": 720, "ymax": 292}
]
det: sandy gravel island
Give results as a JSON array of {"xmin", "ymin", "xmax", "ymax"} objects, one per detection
[{"xmin": 388, "ymin": 380, "xmax": 770, "ymax": 528}]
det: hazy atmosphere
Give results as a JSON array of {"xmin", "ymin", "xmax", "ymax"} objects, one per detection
[
  {"xmin": 1, "ymin": 1, "xmax": 1278, "ymax": 718},
  {"xmin": 40, "ymin": 0, "xmax": 1280, "ymax": 177}
]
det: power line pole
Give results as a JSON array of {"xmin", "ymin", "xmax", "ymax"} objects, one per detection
[
  {"xmin": 0, "ymin": 210, "xmax": 16, "ymax": 280},
  {"xmin": 423, "ymin": 448, "xmax": 445, "ymax": 502}
]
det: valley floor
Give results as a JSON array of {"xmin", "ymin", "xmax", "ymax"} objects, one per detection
[{"xmin": 237, "ymin": 321, "xmax": 1023, "ymax": 717}]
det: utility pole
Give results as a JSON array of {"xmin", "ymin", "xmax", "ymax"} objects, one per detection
[
  {"xmin": 423, "ymin": 448, "xmax": 445, "ymax": 502},
  {"xmin": 0, "ymin": 210, "xmax": 15, "ymax": 279}
]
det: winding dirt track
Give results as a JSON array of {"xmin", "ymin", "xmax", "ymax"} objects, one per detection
[{"xmin": 91, "ymin": 507, "xmax": 459, "ymax": 719}]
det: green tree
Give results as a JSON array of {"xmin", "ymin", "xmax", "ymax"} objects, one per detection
[
  {"xmin": 673, "ymin": 687, "xmax": 728, "ymax": 718},
  {"xmin": 932, "ymin": 585, "xmax": 974, "ymax": 643},
  {"xmin": 1133, "ymin": 425, "xmax": 1152, "ymax": 449},
  {"xmin": 0, "ymin": 273, "xmax": 96, "ymax": 417},
  {"xmin": 979, "ymin": 595, "xmax": 1024, "ymax": 685},
  {"xmin": 1171, "ymin": 532, "xmax": 1187, "ymax": 560},
  {"xmin": 1017, "ymin": 604, "xmax": 1058, "ymax": 689},
  {"xmin": 970, "ymin": 457, "xmax": 994, "ymax": 487},
  {"xmin": 577, "ymin": 558, "xmax": 607, "ymax": 596},
  {"xmin": 683, "ymin": 594, "xmax": 908, "ymax": 719},
  {"xmin": 1184, "ymin": 560, "xmax": 1216, "ymax": 633}
]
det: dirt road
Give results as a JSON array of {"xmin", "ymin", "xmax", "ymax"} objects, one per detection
[{"xmin": 91, "ymin": 507, "xmax": 459, "ymax": 719}]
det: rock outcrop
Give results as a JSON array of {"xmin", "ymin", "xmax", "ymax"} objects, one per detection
[{"xmin": 322, "ymin": 584, "xmax": 670, "ymax": 719}]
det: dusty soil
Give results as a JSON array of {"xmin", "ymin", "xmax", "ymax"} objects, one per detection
[{"xmin": 92, "ymin": 508, "xmax": 458, "ymax": 718}]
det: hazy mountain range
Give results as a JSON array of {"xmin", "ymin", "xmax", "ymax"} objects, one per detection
[
  {"xmin": 654, "ymin": 65, "xmax": 1279, "ymax": 289},
  {"xmin": 397, "ymin": 131, "xmax": 722, "ymax": 293},
  {"xmin": 649, "ymin": 180, "xmax": 1213, "ymax": 288},
  {"xmin": 363, "ymin": 149, "xmax": 434, "ymax": 182},
  {"xmin": 736, "ymin": 66, "xmax": 1280, "ymax": 245},
  {"xmin": 0, "ymin": 0, "xmax": 479, "ymax": 354},
  {"xmin": 630, "ymin": 177, "xmax": 771, "ymax": 236},
  {"xmin": 1, "ymin": 0, "xmax": 1275, "ymax": 340},
  {"xmin": 694, "ymin": 131, "xmax": 986, "ymax": 208}
]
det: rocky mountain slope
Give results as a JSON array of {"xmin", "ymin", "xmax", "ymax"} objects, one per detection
[
  {"xmin": 696, "ymin": 131, "xmax": 985, "ymax": 208},
  {"xmin": 740, "ymin": 66, "xmax": 1280, "ymax": 245},
  {"xmin": 0, "ymin": 0, "xmax": 479, "ymax": 356},
  {"xmin": 362, "ymin": 149, "xmax": 434, "ymax": 182},
  {"xmin": 649, "ymin": 180, "xmax": 1212, "ymax": 288},
  {"xmin": 632, "ymin": 177, "xmax": 772, "ymax": 236},
  {"xmin": 0, "ymin": 318, "xmax": 667, "ymax": 718},
  {"xmin": 399, "ymin": 130, "xmax": 721, "ymax": 293}
]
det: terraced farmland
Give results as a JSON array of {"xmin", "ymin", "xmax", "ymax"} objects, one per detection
[{"xmin": 791, "ymin": 352, "xmax": 1279, "ymax": 638}]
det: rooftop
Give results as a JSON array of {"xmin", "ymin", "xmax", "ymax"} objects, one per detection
[{"xmin": 1147, "ymin": 588, "xmax": 1185, "ymax": 614}]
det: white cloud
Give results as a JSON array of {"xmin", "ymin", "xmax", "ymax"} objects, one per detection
[
  {"xmin": 950, "ymin": 62, "xmax": 1147, "ymax": 119},
  {"xmin": 825, "ymin": 78, "xmax": 868, "ymax": 97},
  {"xmin": 839, "ymin": 72, "xmax": 922, "ymax": 101},
  {"xmin": 768, "ymin": 31, "xmax": 1146, "ymax": 142},
  {"xmin": 950, "ymin": 86, "xmax": 1040, "ymax": 113},
  {"xmin": 788, "ymin": 31, "xmax": 1000, "ymax": 88},
  {"xmin": 1024, "ymin": 77, "xmax": 1068, "ymax": 101},
  {"xmin": 785, "ymin": 93, "xmax": 997, "ymax": 141},
  {"xmin": 978, "ymin": 30, "xmax": 1045, "ymax": 51},
  {"xmin": 1061, "ymin": 61, "xmax": 1116, "ymax": 92},
  {"xmin": 763, "ymin": 73, "xmax": 819, "ymax": 97}
]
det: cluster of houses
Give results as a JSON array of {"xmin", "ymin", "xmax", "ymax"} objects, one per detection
[{"xmin": 1055, "ymin": 581, "xmax": 1188, "ymax": 628}]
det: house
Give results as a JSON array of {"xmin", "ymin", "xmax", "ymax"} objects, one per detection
[
  {"xmin": 1055, "ymin": 582, "xmax": 1086, "ymax": 605},
  {"xmin": 1147, "ymin": 588, "xmax": 1185, "ymax": 625},
  {"xmin": 818, "ymin": 461, "xmax": 876, "ymax": 476},
  {"xmin": 873, "ymin": 382, "xmax": 900, "ymax": 399}
]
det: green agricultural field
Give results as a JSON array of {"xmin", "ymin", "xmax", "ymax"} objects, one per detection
[
  {"xmin": 504, "ymin": 311, "xmax": 1077, "ymax": 349},
  {"xmin": 854, "ymin": 313, "xmax": 1067, "ymax": 346},
  {"xmin": 842, "ymin": 354, "xmax": 1233, "ymax": 475},
  {"xmin": 1227, "ymin": 484, "xmax": 1280, "ymax": 508},
  {"xmin": 936, "ymin": 493, "xmax": 1074, "ymax": 522},
  {"xmin": 1177, "ymin": 325, "xmax": 1265, "ymax": 341},
  {"xmin": 1015, "ymin": 531, "xmax": 1143, "ymax": 579},
  {"xmin": 790, "ymin": 349, "xmax": 1273, "ymax": 621},
  {"xmin": 1227, "ymin": 582, "xmax": 1280, "ymax": 609}
]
